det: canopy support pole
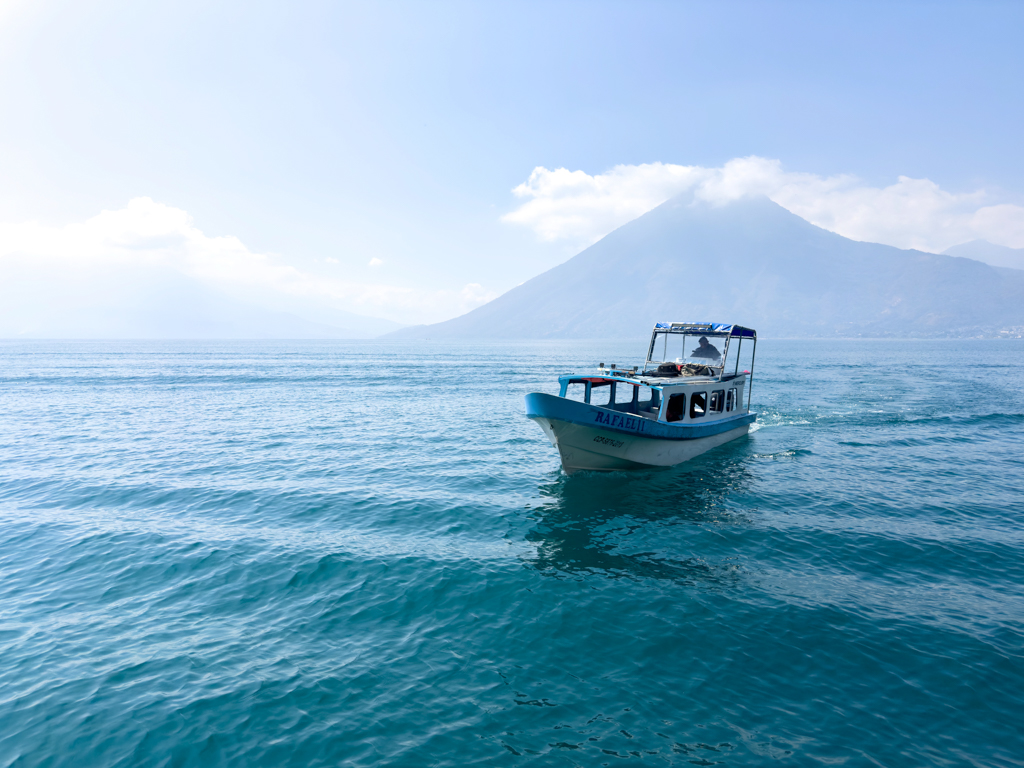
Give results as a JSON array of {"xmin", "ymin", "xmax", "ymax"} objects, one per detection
[{"xmin": 746, "ymin": 337, "xmax": 757, "ymax": 412}]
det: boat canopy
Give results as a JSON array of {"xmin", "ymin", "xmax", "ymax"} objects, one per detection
[
  {"xmin": 653, "ymin": 322, "xmax": 756, "ymax": 338},
  {"xmin": 646, "ymin": 322, "xmax": 758, "ymax": 411}
]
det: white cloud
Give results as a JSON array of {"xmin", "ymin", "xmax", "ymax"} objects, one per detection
[
  {"xmin": 502, "ymin": 157, "xmax": 1024, "ymax": 253},
  {"xmin": 503, "ymin": 163, "xmax": 710, "ymax": 245},
  {"xmin": 368, "ymin": 257, "xmax": 384, "ymax": 267},
  {"xmin": 0, "ymin": 197, "xmax": 493, "ymax": 328},
  {"xmin": 460, "ymin": 282, "xmax": 498, "ymax": 306}
]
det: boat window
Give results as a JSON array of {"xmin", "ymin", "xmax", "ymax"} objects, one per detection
[
  {"xmin": 592, "ymin": 381, "xmax": 614, "ymax": 406},
  {"xmin": 638, "ymin": 387, "xmax": 656, "ymax": 409},
  {"xmin": 690, "ymin": 392, "xmax": 707, "ymax": 419},
  {"xmin": 710, "ymin": 390, "xmax": 725, "ymax": 413},
  {"xmin": 615, "ymin": 382, "xmax": 635, "ymax": 405},
  {"xmin": 565, "ymin": 382, "xmax": 587, "ymax": 402},
  {"xmin": 666, "ymin": 393, "xmax": 686, "ymax": 422},
  {"xmin": 726, "ymin": 388, "xmax": 737, "ymax": 412}
]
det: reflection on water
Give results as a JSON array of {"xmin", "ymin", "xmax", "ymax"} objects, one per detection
[{"xmin": 522, "ymin": 438, "xmax": 757, "ymax": 584}]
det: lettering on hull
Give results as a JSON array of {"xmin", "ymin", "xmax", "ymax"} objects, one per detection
[
  {"xmin": 593, "ymin": 436, "xmax": 624, "ymax": 448},
  {"xmin": 593, "ymin": 410, "xmax": 647, "ymax": 433}
]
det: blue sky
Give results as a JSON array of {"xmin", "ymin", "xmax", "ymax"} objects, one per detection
[{"xmin": 1, "ymin": 0, "xmax": 1022, "ymax": 325}]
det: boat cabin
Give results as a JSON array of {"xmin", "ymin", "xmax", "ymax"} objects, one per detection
[{"xmin": 556, "ymin": 322, "xmax": 757, "ymax": 426}]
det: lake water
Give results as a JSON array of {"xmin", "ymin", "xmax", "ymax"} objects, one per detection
[{"xmin": 1, "ymin": 339, "xmax": 1022, "ymax": 767}]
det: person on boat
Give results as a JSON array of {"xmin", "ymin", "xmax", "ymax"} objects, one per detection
[{"xmin": 690, "ymin": 336, "xmax": 721, "ymax": 360}]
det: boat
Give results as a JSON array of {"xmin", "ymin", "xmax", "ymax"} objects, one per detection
[{"xmin": 524, "ymin": 322, "xmax": 758, "ymax": 474}]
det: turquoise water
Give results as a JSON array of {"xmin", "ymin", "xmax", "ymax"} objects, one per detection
[{"xmin": 1, "ymin": 339, "xmax": 1022, "ymax": 767}]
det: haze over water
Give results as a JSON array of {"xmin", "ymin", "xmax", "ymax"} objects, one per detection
[{"xmin": 1, "ymin": 339, "xmax": 1022, "ymax": 766}]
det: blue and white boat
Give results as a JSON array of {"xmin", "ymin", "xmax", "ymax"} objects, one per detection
[{"xmin": 525, "ymin": 322, "xmax": 758, "ymax": 474}]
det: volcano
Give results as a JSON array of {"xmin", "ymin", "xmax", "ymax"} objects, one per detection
[{"xmin": 391, "ymin": 195, "xmax": 1024, "ymax": 338}]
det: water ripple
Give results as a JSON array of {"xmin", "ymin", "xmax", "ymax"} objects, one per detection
[{"xmin": 0, "ymin": 338, "xmax": 1022, "ymax": 767}]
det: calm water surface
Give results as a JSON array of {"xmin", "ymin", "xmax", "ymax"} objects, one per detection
[{"xmin": 1, "ymin": 339, "xmax": 1022, "ymax": 767}]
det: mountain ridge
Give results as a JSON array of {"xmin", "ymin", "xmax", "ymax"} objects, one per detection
[
  {"xmin": 942, "ymin": 239, "xmax": 1024, "ymax": 271},
  {"xmin": 389, "ymin": 195, "xmax": 1024, "ymax": 339}
]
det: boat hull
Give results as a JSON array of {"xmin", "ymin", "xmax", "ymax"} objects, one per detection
[{"xmin": 525, "ymin": 392, "xmax": 754, "ymax": 475}]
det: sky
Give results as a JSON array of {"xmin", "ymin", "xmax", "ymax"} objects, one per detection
[{"xmin": 1, "ymin": 0, "xmax": 1022, "ymax": 328}]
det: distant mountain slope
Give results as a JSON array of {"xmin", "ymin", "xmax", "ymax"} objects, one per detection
[
  {"xmin": 390, "ymin": 195, "xmax": 1024, "ymax": 339},
  {"xmin": 943, "ymin": 240, "xmax": 1024, "ymax": 271},
  {"xmin": 0, "ymin": 264, "xmax": 403, "ymax": 339}
]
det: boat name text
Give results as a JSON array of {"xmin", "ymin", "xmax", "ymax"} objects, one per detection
[{"xmin": 593, "ymin": 411, "xmax": 647, "ymax": 433}]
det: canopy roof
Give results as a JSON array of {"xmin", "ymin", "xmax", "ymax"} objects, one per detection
[{"xmin": 653, "ymin": 322, "xmax": 756, "ymax": 338}]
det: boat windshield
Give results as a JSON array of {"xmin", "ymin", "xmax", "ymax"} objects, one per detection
[{"xmin": 649, "ymin": 331, "xmax": 727, "ymax": 368}]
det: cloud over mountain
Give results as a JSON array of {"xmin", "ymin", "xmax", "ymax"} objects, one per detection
[{"xmin": 503, "ymin": 157, "xmax": 1024, "ymax": 254}]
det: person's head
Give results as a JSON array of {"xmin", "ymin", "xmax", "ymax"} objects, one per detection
[{"xmin": 698, "ymin": 336, "xmax": 709, "ymax": 347}]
